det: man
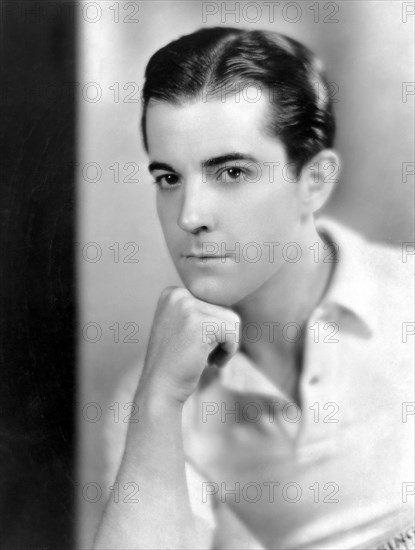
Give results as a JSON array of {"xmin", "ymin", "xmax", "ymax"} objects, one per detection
[{"xmin": 93, "ymin": 28, "xmax": 414, "ymax": 549}]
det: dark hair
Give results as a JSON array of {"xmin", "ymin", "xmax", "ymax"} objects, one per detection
[{"xmin": 141, "ymin": 27, "xmax": 336, "ymax": 176}]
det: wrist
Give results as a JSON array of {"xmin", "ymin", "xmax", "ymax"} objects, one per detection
[
  {"xmin": 138, "ymin": 364, "xmax": 193, "ymax": 406},
  {"xmin": 135, "ymin": 375, "xmax": 185, "ymax": 418},
  {"xmin": 121, "ymin": 380, "xmax": 184, "ymax": 461}
]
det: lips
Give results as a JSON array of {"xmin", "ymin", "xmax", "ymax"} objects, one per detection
[
  {"xmin": 182, "ymin": 251, "xmax": 233, "ymax": 259},
  {"xmin": 180, "ymin": 251, "xmax": 235, "ymax": 265},
  {"xmin": 185, "ymin": 254, "xmax": 227, "ymax": 259}
]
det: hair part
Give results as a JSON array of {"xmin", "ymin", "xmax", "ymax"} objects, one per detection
[{"xmin": 141, "ymin": 27, "xmax": 336, "ymax": 177}]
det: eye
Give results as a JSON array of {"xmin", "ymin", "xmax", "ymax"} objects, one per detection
[
  {"xmin": 153, "ymin": 173, "xmax": 180, "ymax": 189},
  {"xmin": 218, "ymin": 166, "xmax": 244, "ymax": 183}
]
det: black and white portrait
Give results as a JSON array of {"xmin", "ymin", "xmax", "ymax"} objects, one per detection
[{"xmin": 1, "ymin": 2, "xmax": 414, "ymax": 549}]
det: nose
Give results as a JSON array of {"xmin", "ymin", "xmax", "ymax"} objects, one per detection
[{"xmin": 177, "ymin": 181, "xmax": 215, "ymax": 234}]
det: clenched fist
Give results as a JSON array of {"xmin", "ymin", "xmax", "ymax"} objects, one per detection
[{"xmin": 139, "ymin": 287, "xmax": 241, "ymax": 404}]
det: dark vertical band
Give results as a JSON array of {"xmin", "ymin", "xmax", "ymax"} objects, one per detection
[{"xmin": 0, "ymin": 2, "xmax": 76, "ymax": 547}]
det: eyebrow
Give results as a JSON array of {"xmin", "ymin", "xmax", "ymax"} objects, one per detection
[
  {"xmin": 148, "ymin": 161, "xmax": 175, "ymax": 173},
  {"xmin": 202, "ymin": 153, "xmax": 259, "ymax": 168},
  {"xmin": 148, "ymin": 153, "xmax": 259, "ymax": 173}
]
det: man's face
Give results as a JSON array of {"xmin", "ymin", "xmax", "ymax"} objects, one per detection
[{"xmin": 146, "ymin": 93, "xmax": 305, "ymax": 306}]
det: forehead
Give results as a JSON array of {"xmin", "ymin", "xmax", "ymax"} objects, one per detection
[{"xmin": 145, "ymin": 94, "xmax": 286, "ymax": 164}]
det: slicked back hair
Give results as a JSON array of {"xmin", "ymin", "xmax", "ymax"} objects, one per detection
[{"xmin": 141, "ymin": 27, "xmax": 336, "ymax": 177}]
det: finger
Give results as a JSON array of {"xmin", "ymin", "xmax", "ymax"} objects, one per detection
[
  {"xmin": 206, "ymin": 317, "xmax": 240, "ymax": 368},
  {"xmin": 217, "ymin": 333, "xmax": 240, "ymax": 366}
]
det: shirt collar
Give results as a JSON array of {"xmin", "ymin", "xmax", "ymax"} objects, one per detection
[
  {"xmin": 217, "ymin": 217, "xmax": 378, "ymax": 399},
  {"xmin": 315, "ymin": 216, "xmax": 377, "ymax": 332}
]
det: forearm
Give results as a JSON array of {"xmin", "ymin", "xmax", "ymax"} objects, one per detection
[{"xmin": 93, "ymin": 383, "xmax": 200, "ymax": 550}]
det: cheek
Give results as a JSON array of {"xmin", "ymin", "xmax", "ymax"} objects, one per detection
[
  {"xmin": 156, "ymin": 195, "xmax": 180, "ymax": 248},
  {"xmin": 230, "ymin": 189, "xmax": 300, "ymax": 246},
  {"xmin": 155, "ymin": 186, "xmax": 301, "ymax": 303}
]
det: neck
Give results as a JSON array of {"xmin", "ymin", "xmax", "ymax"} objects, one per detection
[{"xmin": 232, "ymin": 218, "xmax": 334, "ymax": 402}]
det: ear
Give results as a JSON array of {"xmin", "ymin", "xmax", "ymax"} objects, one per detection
[{"xmin": 297, "ymin": 149, "xmax": 341, "ymax": 214}]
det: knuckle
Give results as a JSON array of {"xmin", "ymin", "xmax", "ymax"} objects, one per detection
[
  {"xmin": 171, "ymin": 287, "xmax": 189, "ymax": 300},
  {"xmin": 160, "ymin": 286, "xmax": 185, "ymax": 304},
  {"xmin": 180, "ymin": 299, "xmax": 195, "ymax": 316},
  {"xmin": 230, "ymin": 311, "xmax": 241, "ymax": 324},
  {"xmin": 160, "ymin": 286, "xmax": 175, "ymax": 300}
]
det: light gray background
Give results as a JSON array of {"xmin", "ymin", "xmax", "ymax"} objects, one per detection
[{"xmin": 77, "ymin": 1, "xmax": 414, "ymax": 546}]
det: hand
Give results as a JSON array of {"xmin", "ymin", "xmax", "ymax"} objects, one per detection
[{"xmin": 139, "ymin": 286, "xmax": 241, "ymax": 404}]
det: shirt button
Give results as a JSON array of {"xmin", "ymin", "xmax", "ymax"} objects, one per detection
[
  {"xmin": 324, "ymin": 303, "xmax": 338, "ymax": 322},
  {"xmin": 309, "ymin": 376, "xmax": 319, "ymax": 385},
  {"xmin": 313, "ymin": 303, "xmax": 338, "ymax": 324},
  {"xmin": 313, "ymin": 306, "xmax": 325, "ymax": 320}
]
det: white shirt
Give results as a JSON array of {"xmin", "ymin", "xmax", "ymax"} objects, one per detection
[{"xmin": 104, "ymin": 217, "xmax": 415, "ymax": 550}]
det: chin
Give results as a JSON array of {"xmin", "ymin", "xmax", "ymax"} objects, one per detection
[{"xmin": 183, "ymin": 277, "xmax": 241, "ymax": 307}]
